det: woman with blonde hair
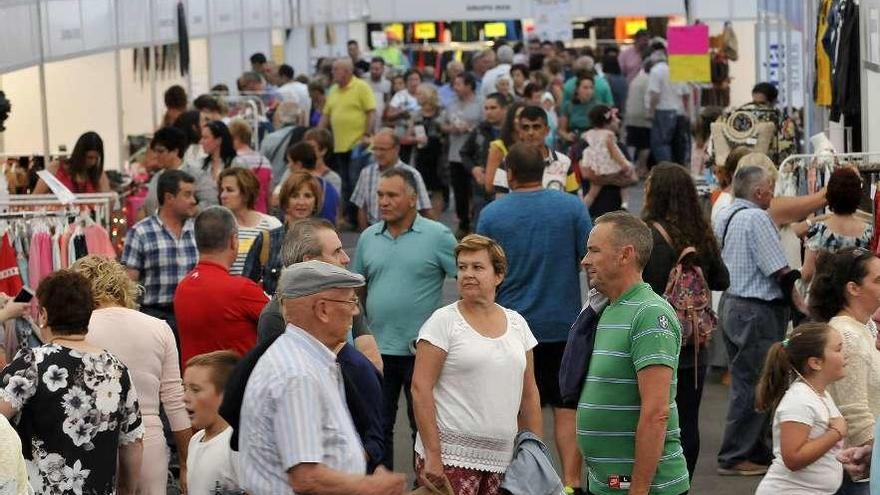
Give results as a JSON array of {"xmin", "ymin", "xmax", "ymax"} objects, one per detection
[
  {"xmin": 406, "ymin": 84, "xmax": 447, "ymax": 212},
  {"xmin": 72, "ymin": 255, "xmax": 192, "ymax": 495}
]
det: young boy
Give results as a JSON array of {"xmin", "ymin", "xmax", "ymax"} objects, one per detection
[{"xmin": 184, "ymin": 351, "xmax": 242, "ymax": 494}]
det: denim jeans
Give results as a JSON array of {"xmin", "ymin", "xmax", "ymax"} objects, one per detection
[
  {"xmin": 650, "ymin": 109, "xmax": 678, "ymax": 163},
  {"xmin": 717, "ymin": 294, "xmax": 789, "ymax": 468},
  {"xmin": 380, "ymin": 354, "xmax": 417, "ymax": 470},
  {"xmin": 834, "ymin": 474, "xmax": 870, "ymax": 495}
]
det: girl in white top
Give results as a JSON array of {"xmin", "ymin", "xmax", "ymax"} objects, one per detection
[
  {"xmin": 412, "ymin": 235, "xmax": 542, "ymax": 493},
  {"xmin": 755, "ymin": 323, "xmax": 847, "ymax": 495},
  {"xmin": 579, "ymin": 105, "xmax": 636, "ymax": 207},
  {"xmin": 218, "ymin": 167, "xmax": 283, "ymax": 276}
]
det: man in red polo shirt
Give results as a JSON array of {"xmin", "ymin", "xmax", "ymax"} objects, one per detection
[{"xmin": 174, "ymin": 206, "xmax": 269, "ymax": 366}]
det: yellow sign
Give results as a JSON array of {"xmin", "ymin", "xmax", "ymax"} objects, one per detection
[
  {"xmin": 385, "ymin": 23, "xmax": 404, "ymax": 42},
  {"xmin": 414, "ymin": 22, "xmax": 436, "ymax": 40},
  {"xmin": 624, "ymin": 19, "xmax": 647, "ymax": 37},
  {"xmin": 484, "ymin": 22, "xmax": 507, "ymax": 38},
  {"xmin": 669, "ymin": 54, "xmax": 711, "ymax": 82}
]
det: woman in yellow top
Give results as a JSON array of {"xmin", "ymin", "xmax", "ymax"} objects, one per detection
[{"xmin": 483, "ymin": 102, "xmax": 525, "ymax": 197}]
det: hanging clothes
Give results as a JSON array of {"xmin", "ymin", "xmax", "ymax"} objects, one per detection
[
  {"xmin": 84, "ymin": 224, "xmax": 116, "ymax": 258},
  {"xmin": 815, "ymin": 0, "xmax": 833, "ymax": 106},
  {"xmin": 27, "ymin": 231, "xmax": 53, "ymax": 290},
  {"xmin": 0, "ymin": 233, "xmax": 24, "ymax": 296}
]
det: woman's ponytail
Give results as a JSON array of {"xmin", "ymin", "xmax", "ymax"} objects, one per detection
[{"xmin": 756, "ymin": 342, "xmax": 792, "ymax": 412}]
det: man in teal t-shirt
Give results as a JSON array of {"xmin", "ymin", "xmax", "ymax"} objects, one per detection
[
  {"xmin": 351, "ymin": 167, "xmax": 457, "ymax": 470},
  {"xmin": 579, "ymin": 211, "xmax": 689, "ymax": 495}
]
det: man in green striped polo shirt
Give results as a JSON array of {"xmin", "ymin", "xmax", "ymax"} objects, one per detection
[{"xmin": 578, "ymin": 212, "xmax": 689, "ymax": 495}]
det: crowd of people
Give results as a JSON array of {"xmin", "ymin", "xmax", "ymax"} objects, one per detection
[{"xmin": 1, "ymin": 30, "xmax": 880, "ymax": 495}]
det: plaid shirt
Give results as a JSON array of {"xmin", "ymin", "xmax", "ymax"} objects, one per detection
[
  {"xmin": 122, "ymin": 215, "xmax": 198, "ymax": 306},
  {"xmin": 350, "ymin": 160, "xmax": 432, "ymax": 225},
  {"xmin": 714, "ymin": 198, "xmax": 788, "ymax": 301}
]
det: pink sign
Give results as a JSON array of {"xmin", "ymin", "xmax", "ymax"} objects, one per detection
[{"xmin": 667, "ymin": 25, "xmax": 709, "ymax": 55}]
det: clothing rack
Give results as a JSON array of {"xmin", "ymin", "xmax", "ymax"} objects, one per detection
[
  {"xmin": 779, "ymin": 152, "xmax": 880, "ymax": 173},
  {"xmin": 212, "ymin": 92, "xmax": 267, "ymax": 149},
  {"xmin": 0, "ymin": 193, "xmax": 118, "ymax": 230}
]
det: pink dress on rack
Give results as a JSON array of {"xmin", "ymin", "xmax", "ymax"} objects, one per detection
[
  {"xmin": 84, "ymin": 225, "xmax": 116, "ymax": 258},
  {"xmin": 27, "ymin": 232, "xmax": 53, "ymax": 289},
  {"xmin": 86, "ymin": 307, "xmax": 190, "ymax": 495}
]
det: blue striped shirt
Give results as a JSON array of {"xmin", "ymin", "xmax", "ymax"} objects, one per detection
[
  {"xmin": 239, "ymin": 324, "xmax": 366, "ymax": 494},
  {"xmin": 714, "ymin": 198, "xmax": 788, "ymax": 301}
]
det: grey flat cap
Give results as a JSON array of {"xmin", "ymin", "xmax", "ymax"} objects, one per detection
[{"xmin": 276, "ymin": 260, "xmax": 365, "ymax": 299}]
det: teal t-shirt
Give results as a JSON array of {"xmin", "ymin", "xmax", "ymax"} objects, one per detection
[
  {"xmin": 351, "ymin": 215, "xmax": 458, "ymax": 356},
  {"xmin": 577, "ymin": 282, "xmax": 689, "ymax": 495},
  {"xmin": 563, "ymin": 74, "xmax": 615, "ymax": 107},
  {"xmin": 561, "ymin": 99, "xmax": 600, "ymax": 132}
]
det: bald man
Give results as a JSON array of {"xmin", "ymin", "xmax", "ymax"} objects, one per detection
[{"xmin": 320, "ymin": 58, "xmax": 377, "ymax": 225}]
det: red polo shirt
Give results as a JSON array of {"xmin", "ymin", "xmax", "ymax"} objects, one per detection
[{"xmin": 173, "ymin": 260, "xmax": 269, "ymax": 367}]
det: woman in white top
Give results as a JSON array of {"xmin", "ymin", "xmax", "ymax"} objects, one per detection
[
  {"xmin": 218, "ymin": 167, "xmax": 283, "ymax": 276},
  {"xmin": 754, "ymin": 323, "xmax": 847, "ymax": 495},
  {"xmin": 0, "ymin": 413, "xmax": 30, "ymax": 495},
  {"xmin": 809, "ymin": 248, "xmax": 880, "ymax": 495},
  {"xmin": 412, "ymin": 234, "xmax": 542, "ymax": 494},
  {"xmin": 73, "ymin": 255, "xmax": 192, "ymax": 495}
]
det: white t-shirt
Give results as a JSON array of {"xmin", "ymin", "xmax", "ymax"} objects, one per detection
[
  {"xmin": 493, "ymin": 150, "xmax": 572, "ymax": 193},
  {"xmin": 646, "ymin": 62, "xmax": 686, "ymax": 114},
  {"xmin": 389, "ymin": 90, "xmax": 420, "ymax": 114},
  {"xmin": 710, "ymin": 191, "xmax": 734, "ymax": 227},
  {"xmin": 413, "ymin": 302, "xmax": 538, "ymax": 472},
  {"xmin": 756, "ymin": 381, "xmax": 844, "ymax": 495},
  {"xmin": 187, "ymin": 427, "xmax": 242, "ymax": 495}
]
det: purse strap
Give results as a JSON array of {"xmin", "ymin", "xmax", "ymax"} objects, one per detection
[{"xmin": 652, "ymin": 222, "xmax": 696, "ymax": 263}]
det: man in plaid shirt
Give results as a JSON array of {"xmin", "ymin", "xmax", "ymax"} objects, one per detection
[{"xmin": 123, "ymin": 169, "xmax": 199, "ymax": 338}]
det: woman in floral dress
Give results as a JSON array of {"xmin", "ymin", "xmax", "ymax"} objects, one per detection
[{"xmin": 0, "ymin": 270, "xmax": 143, "ymax": 495}]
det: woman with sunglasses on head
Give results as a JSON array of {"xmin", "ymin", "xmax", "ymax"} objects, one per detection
[
  {"xmin": 810, "ymin": 247, "xmax": 880, "ymax": 495},
  {"xmin": 801, "ymin": 168, "xmax": 872, "ymax": 285}
]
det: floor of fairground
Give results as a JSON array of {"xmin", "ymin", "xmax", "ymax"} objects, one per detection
[{"xmin": 339, "ymin": 182, "xmax": 761, "ymax": 494}]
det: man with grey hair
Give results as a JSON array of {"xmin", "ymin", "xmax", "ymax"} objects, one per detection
[
  {"xmin": 256, "ymin": 218, "xmax": 382, "ymax": 370},
  {"xmin": 470, "ymin": 48, "xmax": 496, "ymax": 88},
  {"xmin": 239, "ymin": 261, "xmax": 405, "ymax": 494},
  {"xmin": 714, "ymin": 165, "xmax": 806, "ymax": 476},
  {"xmin": 352, "ymin": 167, "xmax": 457, "ymax": 469},
  {"xmin": 351, "ymin": 129, "xmax": 433, "ymax": 229},
  {"xmin": 438, "ymin": 60, "xmax": 465, "ymax": 107},
  {"xmin": 481, "ymin": 45, "xmax": 514, "ymax": 98},
  {"xmin": 320, "ymin": 57, "xmax": 377, "ymax": 223},
  {"xmin": 261, "ymin": 100, "xmax": 307, "ymax": 189},
  {"xmin": 174, "ymin": 205, "xmax": 269, "ymax": 365},
  {"xmin": 579, "ymin": 210, "xmax": 690, "ymax": 495}
]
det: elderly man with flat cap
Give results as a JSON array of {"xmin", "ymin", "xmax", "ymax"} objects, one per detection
[{"xmin": 239, "ymin": 261, "xmax": 406, "ymax": 495}]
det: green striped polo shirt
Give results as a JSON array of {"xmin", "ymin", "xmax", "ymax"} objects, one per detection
[{"xmin": 576, "ymin": 282, "xmax": 690, "ymax": 495}]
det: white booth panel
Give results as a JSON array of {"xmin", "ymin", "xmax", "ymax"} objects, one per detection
[
  {"xmin": 573, "ymin": 0, "xmax": 684, "ymax": 17},
  {"xmin": 188, "ymin": 0, "xmax": 209, "ymax": 37},
  {"xmin": 285, "ymin": 27, "xmax": 310, "ymax": 78},
  {"xmin": 0, "ymin": 66, "xmax": 45, "ymax": 156},
  {"xmin": 153, "ymin": 0, "xmax": 179, "ymax": 44},
  {"xmin": 42, "ymin": 0, "xmax": 85, "ymax": 59},
  {"xmin": 211, "ymin": 0, "xmax": 242, "ymax": 34},
  {"xmin": 270, "ymin": 0, "xmax": 291, "ymax": 28},
  {"xmin": 692, "ymin": 0, "xmax": 758, "ymax": 21},
  {"xmin": 0, "ymin": 2, "xmax": 41, "ymax": 72},
  {"xmin": 244, "ymin": 0, "xmax": 271, "ymax": 30},
  {"xmin": 44, "ymin": 52, "xmax": 121, "ymax": 168},
  {"xmin": 190, "ymin": 38, "xmax": 211, "ymax": 97},
  {"xmin": 118, "ymin": 0, "xmax": 151, "ymax": 47},
  {"xmin": 209, "ymin": 32, "xmax": 244, "ymax": 89},
  {"xmin": 391, "ymin": 0, "xmax": 529, "ymax": 22},
  {"xmin": 120, "ymin": 48, "xmax": 157, "ymax": 139},
  {"xmin": 81, "ymin": 0, "xmax": 116, "ymax": 51}
]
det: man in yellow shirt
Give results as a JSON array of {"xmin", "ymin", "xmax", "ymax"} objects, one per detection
[{"xmin": 320, "ymin": 58, "xmax": 377, "ymax": 227}]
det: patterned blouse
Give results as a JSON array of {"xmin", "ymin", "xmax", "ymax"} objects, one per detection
[
  {"xmin": 0, "ymin": 344, "xmax": 143, "ymax": 495},
  {"xmin": 805, "ymin": 221, "xmax": 873, "ymax": 253}
]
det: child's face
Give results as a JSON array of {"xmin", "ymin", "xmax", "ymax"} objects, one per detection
[
  {"xmin": 183, "ymin": 366, "xmax": 223, "ymax": 432},
  {"xmin": 819, "ymin": 328, "xmax": 847, "ymax": 383}
]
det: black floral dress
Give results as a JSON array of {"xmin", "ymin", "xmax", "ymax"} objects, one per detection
[{"xmin": 0, "ymin": 344, "xmax": 143, "ymax": 495}]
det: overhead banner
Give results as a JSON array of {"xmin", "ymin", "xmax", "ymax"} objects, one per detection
[
  {"xmin": 0, "ymin": 1, "xmax": 42, "ymax": 72},
  {"xmin": 533, "ymin": 0, "xmax": 572, "ymax": 41}
]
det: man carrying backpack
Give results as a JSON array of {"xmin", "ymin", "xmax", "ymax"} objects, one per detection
[{"xmin": 641, "ymin": 163, "xmax": 730, "ymax": 480}]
